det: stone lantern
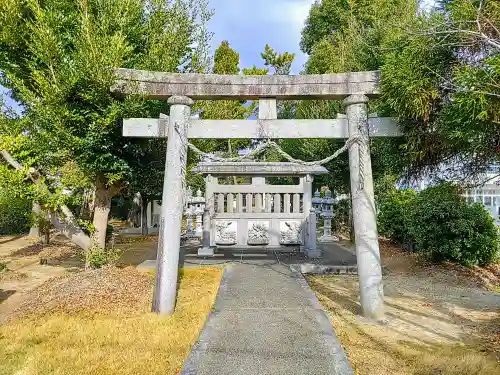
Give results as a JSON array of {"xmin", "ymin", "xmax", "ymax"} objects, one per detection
[
  {"xmin": 312, "ymin": 189, "xmax": 323, "ymax": 219},
  {"xmin": 318, "ymin": 188, "xmax": 338, "ymax": 242}
]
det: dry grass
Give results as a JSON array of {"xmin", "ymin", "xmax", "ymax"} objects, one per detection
[
  {"xmin": 308, "ymin": 241, "xmax": 500, "ymax": 375},
  {"xmin": 309, "ymin": 276, "xmax": 499, "ymax": 375},
  {"xmin": 0, "ymin": 266, "xmax": 223, "ymax": 375}
]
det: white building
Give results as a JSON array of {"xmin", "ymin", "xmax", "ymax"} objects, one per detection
[
  {"xmin": 398, "ymin": 164, "xmax": 500, "ymax": 225},
  {"xmin": 462, "ymin": 165, "xmax": 500, "ymax": 224}
]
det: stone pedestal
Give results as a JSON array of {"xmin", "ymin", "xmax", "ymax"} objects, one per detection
[
  {"xmin": 345, "ymin": 94, "xmax": 384, "ymax": 320},
  {"xmin": 306, "ymin": 208, "xmax": 321, "ymax": 258},
  {"xmin": 152, "ymin": 95, "xmax": 193, "ymax": 315},
  {"xmin": 198, "ymin": 208, "xmax": 214, "ymax": 256},
  {"xmin": 318, "ymin": 216, "xmax": 339, "ymax": 242}
]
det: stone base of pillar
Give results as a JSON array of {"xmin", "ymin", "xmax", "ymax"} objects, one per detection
[
  {"xmin": 318, "ymin": 235, "xmax": 339, "ymax": 243},
  {"xmin": 195, "ymin": 228, "xmax": 203, "ymax": 238},
  {"xmin": 306, "ymin": 248, "xmax": 322, "ymax": 259},
  {"xmin": 198, "ymin": 246, "xmax": 215, "ymax": 257}
]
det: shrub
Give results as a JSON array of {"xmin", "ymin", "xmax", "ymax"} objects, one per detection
[
  {"xmin": 377, "ymin": 188, "xmax": 417, "ymax": 245},
  {"xmin": 0, "ymin": 196, "xmax": 32, "ymax": 235},
  {"xmin": 408, "ymin": 183, "xmax": 499, "ymax": 267},
  {"xmin": 31, "ymin": 211, "xmax": 54, "ymax": 244},
  {"xmin": 461, "ymin": 203, "xmax": 499, "ymax": 266},
  {"xmin": 85, "ymin": 246, "xmax": 121, "ymax": 269}
]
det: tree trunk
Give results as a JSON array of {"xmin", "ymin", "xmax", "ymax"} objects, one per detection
[
  {"xmin": 80, "ymin": 187, "xmax": 96, "ymax": 220},
  {"xmin": 92, "ymin": 177, "xmax": 112, "ymax": 249},
  {"xmin": 141, "ymin": 196, "xmax": 149, "ymax": 236},
  {"xmin": 43, "ymin": 230, "xmax": 50, "ymax": 245},
  {"xmin": 47, "ymin": 208, "xmax": 91, "ymax": 250}
]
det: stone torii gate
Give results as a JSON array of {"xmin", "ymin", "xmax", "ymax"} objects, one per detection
[{"xmin": 112, "ymin": 69, "xmax": 401, "ymax": 320}]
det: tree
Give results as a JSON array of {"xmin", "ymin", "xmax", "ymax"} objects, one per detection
[
  {"xmin": 301, "ymin": 1, "xmax": 500, "ymax": 184},
  {"xmin": 0, "ymin": 0, "xmax": 212, "ymax": 249},
  {"xmin": 301, "ymin": 0, "xmax": 417, "ymax": 64},
  {"xmin": 192, "ymin": 41, "xmax": 257, "ymax": 185},
  {"xmin": 282, "ymin": 1, "xmax": 414, "ymax": 195},
  {"xmin": 381, "ymin": 0, "xmax": 500, "ymax": 182},
  {"xmin": 197, "ymin": 41, "xmax": 252, "ymax": 155}
]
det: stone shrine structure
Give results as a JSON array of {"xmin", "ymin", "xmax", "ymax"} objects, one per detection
[
  {"xmin": 113, "ymin": 68, "xmax": 402, "ymax": 320},
  {"xmin": 191, "ymin": 162, "xmax": 327, "ymax": 258}
]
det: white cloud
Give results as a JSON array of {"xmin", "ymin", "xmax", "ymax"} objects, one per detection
[{"xmin": 268, "ymin": 0, "xmax": 315, "ymax": 29}]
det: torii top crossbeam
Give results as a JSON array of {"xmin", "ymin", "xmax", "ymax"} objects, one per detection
[{"xmin": 112, "ymin": 68, "xmax": 380, "ymax": 100}]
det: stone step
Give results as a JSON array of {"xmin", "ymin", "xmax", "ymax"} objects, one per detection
[{"xmin": 291, "ymin": 264, "xmax": 358, "ymax": 275}]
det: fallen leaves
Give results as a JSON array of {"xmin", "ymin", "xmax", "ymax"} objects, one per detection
[{"xmin": 9, "ymin": 266, "xmax": 153, "ymax": 321}]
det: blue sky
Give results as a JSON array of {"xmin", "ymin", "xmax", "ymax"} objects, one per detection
[
  {"xmin": 207, "ymin": 0, "xmax": 315, "ymax": 73},
  {"xmin": 1, "ymin": 0, "xmax": 314, "ymax": 111}
]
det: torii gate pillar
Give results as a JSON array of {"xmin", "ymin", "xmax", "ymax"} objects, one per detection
[
  {"xmin": 345, "ymin": 94, "xmax": 384, "ymax": 320},
  {"xmin": 152, "ymin": 95, "xmax": 193, "ymax": 314}
]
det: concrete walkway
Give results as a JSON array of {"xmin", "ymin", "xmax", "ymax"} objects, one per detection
[{"xmin": 181, "ymin": 258, "xmax": 354, "ymax": 375}]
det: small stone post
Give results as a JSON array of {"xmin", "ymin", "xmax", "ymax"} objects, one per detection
[
  {"xmin": 307, "ymin": 208, "xmax": 320, "ymax": 258},
  {"xmin": 198, "ymin": 208, "xmax": 214, "ymax": 256},
  {"xmin": 345, "ymin": 94, "xmax": 384, "ymax": 320},
  {"xmin": 185, "ymin": 213, "xmax": 194, "ymax": 234},
  {"xmin": 152, "ymin": 95, "xmax": 193, "ymax": 315}
]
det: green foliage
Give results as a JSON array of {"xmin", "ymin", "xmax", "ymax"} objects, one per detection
[
  {"xmin": 77, "ymin": 219, "xmax": 96, "ymax": 236},
  {"xmin": 213, "ymin": 41, "xmax": 240, "ymax": 75},
  {"xmin": 378, "ymin": 183, "xmax": 499, "ymax": 267},
  {"xmin": 0, "ymin": 0, "xmax": 212, "ymax": 189},
  {"xmin": 408, "ymin": 183, "xmax": 499, "ymax": 266},
  {"xmin": 85, "ymin": 245, "xmax": 121, "ymax": 269},
  {"xmin": 0, "ymin": 162, "xmax": 33, "ymax": 235},
  {"xmin": 261, "ymin": 44, "xmax": 295, "ymax": 75},
  {"xmin": 301, "ymin": 0, "xmax": 418, "ymax": 73},
  {"xmin": 0, "ymin": 193, "xmax": 31, "ymax": 235},
  {"xmin": 31, "ymin": 211, "xmax": 53, "ymax": 237},
  {"xmin": 332, "ymin": 198, "xmax": 353, "ymax": 240},
  {"xmin": 380, "ymin": 0, "xmax": 500, "ymax": 177},
  {"xmin": 0, "ymin": 0, "xmax": 212, "ymax": 246},
  {"xmin": 377, "ymin": 188, "xmax": 417, "ymax": 245},
  {"xmin": 242, "ymin": 66, "xmax": 269, "ymax": 75}
]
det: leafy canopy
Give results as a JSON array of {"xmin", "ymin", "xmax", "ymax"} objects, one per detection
[{"xmin": 0, "ymin": 0, "xmax": 212, "ymax": 187}]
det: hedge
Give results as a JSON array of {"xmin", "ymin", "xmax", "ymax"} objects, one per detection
[
  {"xmin": 377, "ymin": 182, "xmax": 499, "ymax": 267},
  {"xmin": 0, "ymin": 195, "xmax": 32, "ymax": 235}
]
